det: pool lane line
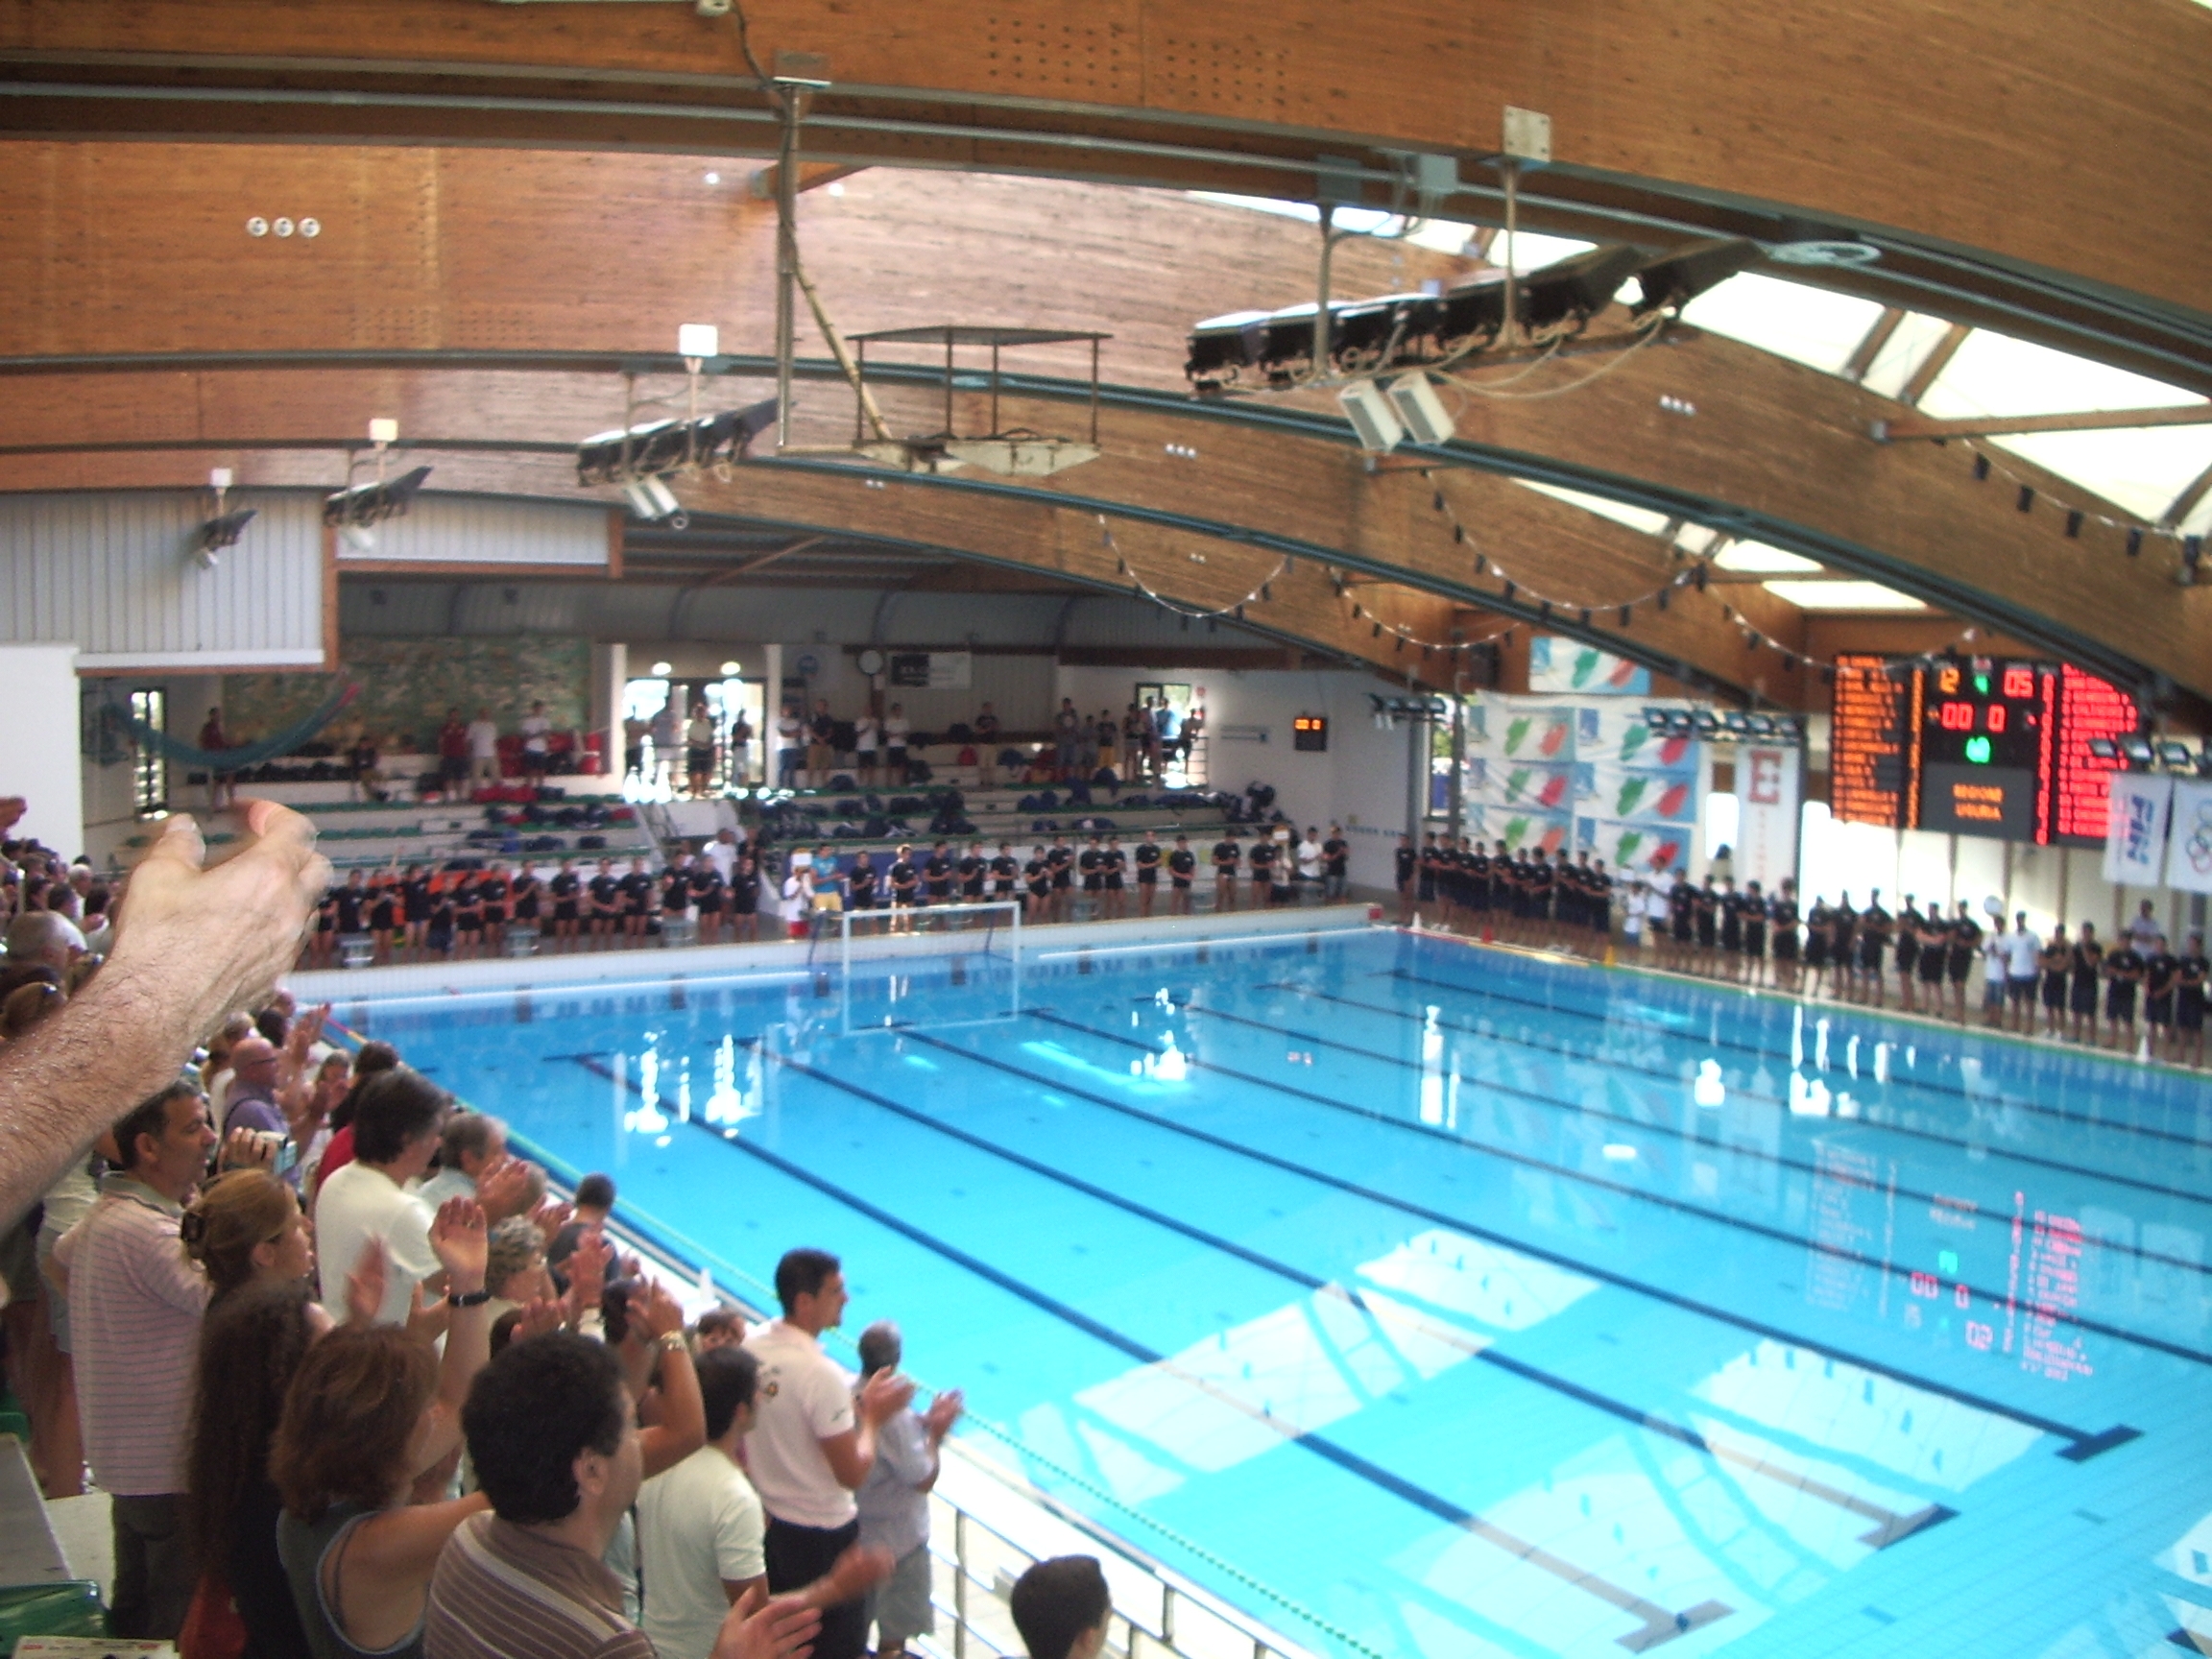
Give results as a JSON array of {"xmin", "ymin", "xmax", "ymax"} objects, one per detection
[
  {"xmin": 1388, "ymin": 963, "xmax": 2212, "ymax": 1156},
  {"xmin": 1030, "ymin": 1007, "xmax": 2212, "ymax": 1375},
  {"xmin": 1233, "ymin": 988, "xmax": 2212, "ymax": 1267},
  {"xmin": 907, "ymin": 1022, "xmax": 2137, "ymax": 1459},
  {"xmin": 1263, "ymin": 983, "xmax": 2212, "ymax": 1214},
  {"xmin": 742, "ymin": 1037, "xmax": 1956, "ymax": 1556},
  {"xmin": 549, "ymin": 1051, "xmax": 1735, "ymax": 1652}
]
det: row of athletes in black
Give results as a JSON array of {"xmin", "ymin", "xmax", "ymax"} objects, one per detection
[
  {"xmin": 805, "ymin": 827, "xmax": 1349, "ymax": 926},
  {"xmin": 307, "ymin": 850, "xmax": 775, "ymax": 964},
  {"xmin": 1794, "ymin": 889, "xmax": 1984, "ymax": 1018},
  {"xmin": 2014, "ymin": 921, "xmax": 2205, "ymax": 1061},
  {"xmin": 1395, "ymin": 834, "xmax": 1623, "ymax": 952}
]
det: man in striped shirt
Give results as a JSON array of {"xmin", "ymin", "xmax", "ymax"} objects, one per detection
[
  {"xmin": 54, "ymin": 1079, "xmax": 216, "ymax": 1639},
  {"xmin": 427, "ymin": 1333, "xmax": 833, "ymax": 1659}
]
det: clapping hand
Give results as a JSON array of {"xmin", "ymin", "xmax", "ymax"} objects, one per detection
[
  {"xmin": 428, "ymin": 1195, "xmax": 489, "ymax": 1295},
  {"xmin": 629, "ymin": 1278, "xmax": 685, "ymax": 1344},
  {"xmin": 472, "ymin": 1155, "xmax": 538, "ymax": 1223},
  {"xmin": 857, "ymin": 1366, "xmax": 916, "ymax": 1426},
  {"xmin": 922, "ymin": 1387, "xmax": 965, "ymax": 1442},
  {"xmin": 345, "ymin": 1238, "xmax": 390, "ymax": 1326},
  {"xmin": 710, "ymin": 1585, "xmax": 822, "ymax": 1659},
  {"xmin": 515, "ymin": 1297, "xmax": 567, "ymax": 1340}
]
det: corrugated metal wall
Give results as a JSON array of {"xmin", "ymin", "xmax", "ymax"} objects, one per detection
[
  {"xmin": 0, "ymin": 491, "xmax": 325, "ymax": 668},
  {"xmin": 338, "ymin": 494, "xmax": 613, "ymax": 569}
]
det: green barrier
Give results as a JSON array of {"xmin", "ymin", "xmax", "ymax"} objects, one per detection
[{"xmin": 0, "ymin": 1581, "xmax": 108, "ymax": 1652}]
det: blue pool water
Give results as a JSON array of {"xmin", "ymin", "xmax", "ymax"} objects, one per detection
[{"xmin": 351, "ymin": 930, "xmax": 2212, "ymax": 1658}]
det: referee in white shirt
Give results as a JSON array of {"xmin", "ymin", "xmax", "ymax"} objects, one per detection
[{"xmin": 743, "ymin": 1249, "xmax": 914, "ymax": 1659}]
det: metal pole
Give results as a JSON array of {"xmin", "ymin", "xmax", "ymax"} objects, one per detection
[
  {"xmin": 1407, "ymin": 714, "xmax": 1426, "ymax": 841},
  {"xmin": 773, "ymin": 91, "xmax": 801, "ymax": 451},
  {"xmin": 951, "ymin": 1512, "xmax": 968, "ymax": 1659},
  {"xmin": 1502, "ymin": 158, "xmax": 1519, "ymax": 348}
]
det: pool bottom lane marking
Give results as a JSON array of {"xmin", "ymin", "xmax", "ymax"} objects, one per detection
[
  {"xmin": 1026, "ymin": 1006, "xmax": 2203, "ymax": 1376},
  {"xmin": 551, "ymin": 1049, "xmax": 1734, "ymax": 1652},
  {"xmin": 1261, "ymin": 981, "xmax": 2212, "ymax": 1216},
  {"xmin": 915, "ymin": 1020, "xmax": 2138, "ymax": 1462},
  {"xmin": 756, "ymin": 1039, "xmax": 1955, "ymax": 1557}
]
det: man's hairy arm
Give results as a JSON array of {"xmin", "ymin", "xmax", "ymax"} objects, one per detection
[{"xmin": 0, "ymin": 803, "xmax": 328, "ymax": 1226}]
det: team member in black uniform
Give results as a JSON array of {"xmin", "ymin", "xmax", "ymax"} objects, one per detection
[
  {"xmin": 1216, "ymin": 831, "xmax": 1244, "ymax": 915},
  {"xmin": 1829, "ymin": 894, "xmax": 1858, "ymax": 1000},
  {"xmin": 2175, "ymin": 931, "xmax": 2208, "ymax": 1069},
  {"xmin": 660, "ymin": 854, "xmax": 693, "ymax": 938},
  {"xmin": 1323, "ymin": 828, "xmax": 1350, "ymax": 902},
  {"xmin": 452, "ymin": 869, "xmax": 484, "ymax": 960},
  {"xmin": 333, "ymin": 870, "xmax": 368, "ymax": 959},
  {"xmin": 1803, "ymin": 894, "xmax": 1832, "ymax": 993},
  {"xmin": 1915, "ymin": 903, "xmax": 1948, "ymax": 1009},
  {"xmin": 2069, "ymin": 920, "xmax": 2104, "ymax": 1044},
  {"xmin": 1267, "ymin": 837, "xmax": 1293, "ymax": 908},
  {"xmin": 618, "ymin": 856, "xmax": 655, "ymax": 945},
  {"xmin": 1894, "ymin": 897, "xmax": 1924, "ymax": 1013},
  {"xmin": 2103, "ymin": 929, "xmax": 2145, "ymax": 1050},
  {"xmin": 1586, "ymin": 857, "xmax": 1614, "ymax": 952},
  {"xmin": 1465, "ymin": 841, "xmax": 1491, "ymax": 934},
  {"xmin": 958, "ymin": 841, "xmax": 988, "ymax": 907},
  {"xmin": 2145, "ymin": 934, "xmax": 2179, "ymax": 1054},
  {"xmin": 846, "ymin": 850, "xmax": 878, "ymax": 917},
  {"xmin": 2036, "ymin": 923, "xmax": 2071, "ymax": 1038},
  {"xmin": 1944, "ymin": 901, "xmax": 1983, "ymax": 1024},
  {"xmin": 1047, "ymin": 836, "xmax": 1075, "ymax": 923},
  {"xmin": 548, "ymin": 857, "xmax": 581, "ymax": 951},
  {"xmin": 510, "ymin": 863, "xmax": 541, "ymax": 949},
  {"xmin": 1665, "ymin": 874, "xmax": 1695, "ymax": 973},
  {"xmin": 1023, "ymin": 847, "xmax": 1052, "ymax": 923},
  {"xmin": 688, "ymin": 854, "xmax": 726, "ymax": 943},
  {"xmin": 582, "ymin": 857, "xmax": 617, "ymax": 950},
  {"xmin": 1768, "ymin": 878, "xmax": 1800, "ymax": 991},
  {"xmin": 1393, "ymin": 834, "xmax": 1416, "ymax": 926},
  {"xmin": 425, "ymin": 875, "xmax": 457, "ymax": 958},
  {"xmin": 400, "ymin": 863, "xmax": 434, "ymax": 959},
  {"xmin": 991, "ymin": 843, "xmax": 1021, "ymax": 908},
  {"xmin": 923, "ymin": 842, "xmax": 955, "ymax": 916},
  {"xmin": 1134, "ymin": 834, "xmax": 1161, "ymax": 918},
  {"xmin": 886, "ymin": 844, "xmax": 921, "ymax": 932},
  {"xmin": 1689, "ymin": 876, "xmax": 1716, "ymax": 974},
  {"xmin": 369, "ymin": 871, "xmax": 400, "ymax": 964},
  {"xmin": 1166, "ymin": 836, "xmax": 1196, "ymax": 916},
  {"xmin": 728, "ymin": 854, "xmax": 760, "ymax": 944},
  {"xmin": 1415, "ymin": 832, "xmax": 1440, "ymax": 925},
  {"xmin": 1076, "ymin": 837, "xmax": 1105, "ymax": 917},
  {"xmin": 480, "ymin": 862, "xmax": 510, "ymax": 954},
  {"xmin": 311, "ymin": 879, "xmax": 339, "ymax": 968},
  {"xmin": 1740, "ymin": 879, "xmax": 1767, "ymax": 984},
  {"xmin": 1716, "ymin": 878, "xmax": 1744, "ymax": 978},
  {"xmin": 1099, "ymin": 836, "xmax": 1127, "ymax": 920},
  {"xmin": 1857, "ymin": 891, "xmax": 1892, "ymax": 1008},
  {"xmin": 1247, "ymin": 832, "xmax": 1278, "ymax": 908}
]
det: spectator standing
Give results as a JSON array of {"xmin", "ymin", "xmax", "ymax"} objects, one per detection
[
  {"xmin": 58, "ymin": 1081, "xmax": 218, "ymax": 1638},
  {"xmin": 2005, "ymin": 912, "xmax": 2043, "ymax": 1035},
  {"xmin": 439, "ymin": 709, "xmax": 470, "ymax": 795},
  {"xmin": 653, "ymin": 698, "xmax": 685, "ymax": 793},
  {"xmin": 854, "ymin": 710, "xmax": 880, "ymax": 786},
  {"xmin": 775, "ymin": 704, "xmax": 805, "ymax": 791},
  {"xmin": 426, "ymin": 1333, "xmax": 832, "ymax": 1659},
  {"xmin": 806, "ymin": 700, "xmax": 836, "ymax": 789},
  {"xmin": 1053, "ymin": 699, "xmax": 1080, "ymax": 780},
  {"xmin": 200, "ymin": 707, "xmax": 237, "ymax": 809},
  {"xmin": 545, "ymin": 1171, "xmax": 614, "ymax": 1286},
  {"xmin": 854, "ymin": 1322, "xmax": 962, "ymax": 1659},
  {"xmin": 637, "ymin": 1346, "xmax": 767, "ymax": 1659},
  {"xmin": 520, "ymin": 702, "xmax": 555, "ymax": 780},
  {"xmin": 313, "ymin": 1068, "xmax": 449, "ymax": 1327},
  {"xmin": 623, "ymin": 713, "xmax": 652, "ymax": 786},
  {"xmin": 1295, "ymin": 827, "xmax": 1325, "ymax": 898},
  {"xmin": 744, "ymin": 1250, "xmax": 916, "ymax": 1659},
  {"xmin": 883, "ymin": 705, "xmax": 911, "ymax": 786},
  {"xmin": 1322, "ymin": 825, "xmax": 1349, "ymax": 902},
  {"xmin": 728, "ymin": 709, "xmax": 754, "ymax": 789},
  {"xmin": 973, "ymin": 703, "xmax": 1001, "ymax": 787},
  {"xmin": 687, "ymin": 704, "xmax": 719, "ymax": 800},
  {"xmin": 418, "ymin": 1112, "xmax": 520, "ymax": 1211},
  {"xmin": 467, "ymin": 709, "xmax": 502, "ymax": 788},
  {"xmin": 1010, "ymin": 1557, "xmax": 1112, "ymax": 1659}
]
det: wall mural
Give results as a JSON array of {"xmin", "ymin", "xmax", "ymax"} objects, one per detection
[{"xmin": 223, "ymin": 635, "xmax": 589, "ymax": 755}]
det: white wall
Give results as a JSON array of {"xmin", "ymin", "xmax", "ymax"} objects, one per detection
[
  {"xmin": 3, "ymin": 644, "xmax": 86, "ymax": 856},
  {"xmin": 1052, "ymin": 664, "xmax": 1411, "ymax": 891}
]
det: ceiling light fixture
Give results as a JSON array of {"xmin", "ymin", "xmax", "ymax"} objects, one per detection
[
  {"xmin": 191, "ymin": 467, "xmax": 255, "ymax": 570},
  {"xmin": 325, "ymin": 419, "xmax": 429, "ymax": 550}
]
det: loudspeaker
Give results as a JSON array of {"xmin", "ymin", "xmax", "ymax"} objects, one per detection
[
  {"xmin": 1336, "ymin": 382, "xmax": 1404, "ymax": 453},
  {"xmin": 1386, "ymin": 373, "xmax": 1455, "ymax": 445}
]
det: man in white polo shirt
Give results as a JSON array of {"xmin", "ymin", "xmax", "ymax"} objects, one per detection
[{"xmin": 744, "ymin": 1249, "xmax": 914, "ymax": 1659}]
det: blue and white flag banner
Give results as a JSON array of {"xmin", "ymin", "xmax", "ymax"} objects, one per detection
[
  {"xmin": 2164, "ymin": 779, "xmax": 2212, "ymax": 895},
  {"xmin": 2102, "ymin": 772, "xmax": 2172, "ymax": 886}
]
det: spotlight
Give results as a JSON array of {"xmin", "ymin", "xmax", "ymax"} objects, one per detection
[
  {"xmin": 2121, "ymin": 736, "xmax": 2155, "ymax": 766},
  {"xmin": 194, "ymin": 508, "xmax": 257, "ymax": 558},
  {"xmin": 324, "ymin": 465, "xmax": 431, "ymax": 533},
  {"xmin": 719, "ymin": 660, "xmax": 741, "ymax": 676},
  {"xmin": 577, "ymin": 397, "xmax": 778, "ymax": 488},
  {"xmin": 1385, "ymin": 373, "xmax": 1455, "ymax": 445},
  {"xmin": 650, "ymin": 661, "xmax": 674, "ymax": 677},
  {"xmin": 2155, "ymin": 740, "xmax": 2195, "ymax": 769},
  {"xmin": 620, "ymin": 475, "xmax": 683, "ymax": 521},
  {"xmin": 1746, "ymin": 713, "xmax": 1776, "ymax": 736},
  {"xmin": 1691, "ymin": 709, "xmax": 1721, "ymax": 737},
  {"xmin": 1514, "ymin": 245, "xmax": 1644, "ymax": 333},
  {"xmin": 1722, "ymin": 710, "xmax": 1753, "ymax": 735},
  {"xmin": 1337, "ymin": 381, "xmax": 1405, "ymax": 453},
  {"xmin": 2086, "ymin": 736, "xmax": 2119, "ymax": 761},
  {"xmin": 1625, "ymin": 238, "xmax": 1761, "ymax": 319},
  {"xmin": 1642, "ymin": 707, "xmax": 1671, "ymax": 730}
]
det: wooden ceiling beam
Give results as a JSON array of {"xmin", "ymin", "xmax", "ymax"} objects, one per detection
[
  {"xmin": 1874, "ymin": 403, "xmax": 2212, "ymax": 441},
  {"xmin": 1896, "ymin": 322, "xmax": 1973, "ymax": 409},
  {"xmin": 0, "ymin": 0, "xmax": 2204, "ymax": 380}
]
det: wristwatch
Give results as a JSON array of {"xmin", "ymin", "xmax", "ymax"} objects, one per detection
[
  {"xmin": 451, "ymin": 1288, "xmax": 493, "ymax": 1309},
  {"xmin": 656, "ymin": 1332, "xmax": 689, "ymax": 1354}
]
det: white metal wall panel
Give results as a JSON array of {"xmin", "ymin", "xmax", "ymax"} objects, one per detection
[
  {"xmin": 0, "ymin": 491, "xmax": 325, "ymax": 669},
  {"xmin": 340, "ymin": 495, "xmax": 613, "ymax": 569}
]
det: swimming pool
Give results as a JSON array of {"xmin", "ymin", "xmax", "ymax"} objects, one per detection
[{"xmin": 350, "ymin": 928, "xmax": 2212, "ymax": 1659}]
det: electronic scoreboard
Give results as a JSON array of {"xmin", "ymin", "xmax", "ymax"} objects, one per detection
[{"xmin": 1829, "ymin": 656, "xmax": 2139, "ymax": 846}]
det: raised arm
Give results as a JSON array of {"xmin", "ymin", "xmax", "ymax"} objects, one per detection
[{"xmin": 0, "ymin": 804, "xmax": 327, "ymax": 1227}]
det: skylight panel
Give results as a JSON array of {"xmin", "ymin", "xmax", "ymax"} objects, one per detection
[
  {"xmin": 1762, "ymin": 580, "xmax": 1927, "ymax": 610},
  {"xmin": 1715, "ymin": 540, "xmax": 1823, "ymax": 574},
  {"xmin": 1516, "ymin": 479, "xmax": 1672, "ymax": 536},
  {"xmin": 1676, "ymin": 273, "xmax": 1887, "ymax": 374},
  {"xmin": 1918, "ymin": 329, "xmax": 2203, "ymax": 419}
]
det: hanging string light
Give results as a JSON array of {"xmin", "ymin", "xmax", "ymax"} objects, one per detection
[
  {"xmin": 1421, "ymin": 469, "xmax": 1705, "ymax": 619},
  {"xmin": 1099, "ymin": 520, "xmax": 1286, "ymax": 620},
  {"xmin": 1955, "ymin": 437, "xmax": 2197, "ymax": 566}
]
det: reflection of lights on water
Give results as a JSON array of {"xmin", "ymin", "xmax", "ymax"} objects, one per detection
[
  {"xmin": 1845, "ymin": 1034, "xmax": 1860, "ymax": 1078},
  {"xmin": 1789, "ymin": 1070, "xmax": 1832, "ymax": 1116},
  {"xmin": 1420, "ymin": 1006, "xmax": 1447, "ymax": 1126},
  {"xmin": 703, "ymin": 1034, "xmax": 761, "ymax": 1128},
  {"xmin": 1693, "ymin": 1057, "xmax": 1726, "ymax": 1109},
  {"xmin": 1601, "ymin": 1142, "xmax": 1636, "ymax": 1162},
  {"xmin": 1143, "ymin": 1034, "xmax": 1190, "ymax": 1082},
  {"xmin": 624, "ymin": 1039, "xmax": 670, "ymax": 1135},
  {"xmin": 1873, "ymin": 1042, "xmax": 1890, "ymax": 1084},
  {"xmin": 1814, "ymin": 1018, "xmax": 1831, "ymax": 1071}
]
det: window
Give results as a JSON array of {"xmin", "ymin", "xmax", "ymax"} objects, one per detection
[{"xmin": 130, "ymin": 687, "xmax": 167, "ymax": 815}]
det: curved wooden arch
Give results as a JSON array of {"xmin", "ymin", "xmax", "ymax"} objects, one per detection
[{"xmin": 0, "ymin": 0, "xmax": 2205, "ymax": 383}]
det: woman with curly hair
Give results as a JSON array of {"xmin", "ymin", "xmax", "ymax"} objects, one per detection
[{"xmin": 180, "ymin": 1169, "xmax": 314, "ymax": 1306}]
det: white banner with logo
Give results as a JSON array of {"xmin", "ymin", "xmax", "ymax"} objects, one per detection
[
  {"xmin": 2164, "ymin": 778, "xmax": 2212, "ymax": 894},
  {"xmin": 1735, "ymin": 743, "xmax": 1802, "ymax": 893},
  {"xmin": 2102, "ymin": 772, "xmax": 2172, "ymax": 885}
]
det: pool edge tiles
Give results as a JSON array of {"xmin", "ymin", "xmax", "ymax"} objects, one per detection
[{"xmin": 338, "ymin": 928, "xmax": 2212, "ymax": 1659}]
